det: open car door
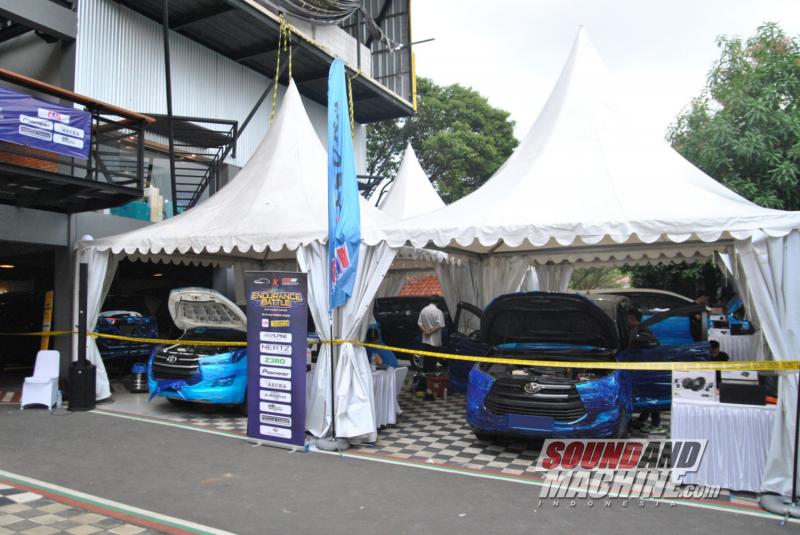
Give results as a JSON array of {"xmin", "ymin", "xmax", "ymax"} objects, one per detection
[
  {"xmin": 445, "ymin": 302, "xmax": 486, "ymax": 393},
  {"xmin": 623, "ymin": 304, "xmax": 710, "ymax": 411}
]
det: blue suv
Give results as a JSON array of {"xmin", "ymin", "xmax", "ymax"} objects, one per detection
[
  {"xmin": 466, "ymin": 292, "xmax": 709, "ymax": 440},
  {"xmin": 148, "ymin": 288, "xmax": 248, "ymax": 412}
]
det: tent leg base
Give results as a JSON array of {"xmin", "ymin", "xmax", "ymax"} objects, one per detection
[
  {"xmin": 316, "ymin": 437, "xmax": 350, "ymax": 451},
  {"xmin": 760, "ymin": 494, "xmax": 800, "ymax": 518}
]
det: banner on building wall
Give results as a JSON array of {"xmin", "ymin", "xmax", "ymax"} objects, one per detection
[
  {"xmin": 246, "ymin": 272, "xmax": 308, "ymax": 449},
  {"xmin": 0, "ymin": 87, "xmax": 92, "ymax": 160}
]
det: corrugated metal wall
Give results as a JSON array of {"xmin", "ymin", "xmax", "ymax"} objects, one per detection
[
  {"xmin": 74, "ymin": 0, "xmax": 367, "ymax": 172},
  {"xmin": 341, "ymin": 0, "xmax": 412, "ymax": 102},
  {"xmin": 75, "ymin": 0, "xmax": 271, "ymax": 167}
]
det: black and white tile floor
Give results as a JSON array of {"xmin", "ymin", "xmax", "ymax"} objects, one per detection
[{"xmin": 0, "ymin": 483, "xmax": 161, "ymax": 535}]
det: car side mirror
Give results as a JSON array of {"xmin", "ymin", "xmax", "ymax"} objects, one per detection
[{"xmin": 632, "ymin": 331, "xmax": 659, "ymax": 348}]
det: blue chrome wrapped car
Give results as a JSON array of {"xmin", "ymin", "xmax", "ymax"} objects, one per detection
[
  {"xmin": 467, "ymin": 292, "xmax": 709, "ymax": 440},
  {"xmin": 96, "ymin": 295, "xmax": 159, "ymax": 360},
  {"xmin": 148, "ymin": 288, "xmax": 248, "ymax": 411}
]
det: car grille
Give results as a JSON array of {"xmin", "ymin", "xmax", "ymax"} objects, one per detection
[
  {"xmin": 484, "ymin": 377, "xmax": 586, "ymax": 422},
  {"xmin": 151, "ymin": 348, "xmax": 200, "ymax": 380}
]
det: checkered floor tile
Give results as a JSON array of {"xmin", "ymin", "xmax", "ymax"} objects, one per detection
[
  {"xmin": 0, "ymin": 391, "xmax": 21, "ymax": 404},
  {"xmin": 351, "ymin": 390, "xmax": 546, "ymax": 476},
  {"xmin": 0, "ymin": 482, "xmax": 164, "ymax": 534}
]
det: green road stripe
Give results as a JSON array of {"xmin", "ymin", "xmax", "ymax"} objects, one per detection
[
  {"xmin": 0, "ymin": 469, "xmax": 236, "ymax": 535},
  {"xmin": 90, "ymin": 410, "xmax": 796, "ymax": 525}
]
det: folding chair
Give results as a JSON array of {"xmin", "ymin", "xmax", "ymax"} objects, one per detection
[{"xmin": 20, "ymin": 350, "xmax": 60, "ymax": 411}]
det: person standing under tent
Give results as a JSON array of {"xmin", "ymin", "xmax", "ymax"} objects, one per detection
[
  {"xmin": 690, "ymin": 291, "xmax": 710, "ymax": 341},
  {"xmin": 415, "ymin": 302, "xmax": 446, "ymax": 401},
  {"xmin": 626, "ymin": 309, "xmax": 667, "ymax": 435},
  {"xmin": 709, "ymin": 339, "xmax": 730, "ymax": 385}
]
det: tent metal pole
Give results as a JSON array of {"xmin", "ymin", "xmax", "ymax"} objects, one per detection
[
  {"xmin": 793, "ymin": 371, "xmax": 799, "ymax": 504},
  {"xmin": 162, "ymin": 0, "xmax": 178, "ymax": 214},
  {"xmin": 330, "ymin": 309, "xmax": 337, "ymax": 438}
]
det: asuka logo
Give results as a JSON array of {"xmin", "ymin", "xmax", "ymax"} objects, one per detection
[{"xmin": 534, "ymin": 439, "xmax": 719, "ymax": 503}]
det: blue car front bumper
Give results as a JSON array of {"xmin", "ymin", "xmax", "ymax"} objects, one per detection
[
  {"xmin": 466, "ymin": 367, "xmax": 631, "ymax": 438},
  {"xmin": 147, "ymin": 350, "xmax": 247, "ymax": 405}
]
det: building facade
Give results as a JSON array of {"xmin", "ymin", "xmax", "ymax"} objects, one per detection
[{"xmin": 0, "ymin": 0, "xmax": 414, "ymax": 372}]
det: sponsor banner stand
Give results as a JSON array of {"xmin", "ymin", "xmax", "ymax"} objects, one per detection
[{"xmin": 245, "ymin": 272, "xmax": 308, "ymax": 450}]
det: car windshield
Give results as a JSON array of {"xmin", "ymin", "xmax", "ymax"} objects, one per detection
[
  {"xmin": 488, "ymin": 307, "xmax": 613, "ymax": 350},
  {"xmin": 184, "ymin": 327, "xmax": 246, "ymax": 342}
]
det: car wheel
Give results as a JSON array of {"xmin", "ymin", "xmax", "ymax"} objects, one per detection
[
  {"xmin": 474, "ymin": 431, "xmax": 496, "ymax": 443},
  {"xmin": 238, "ymin": 390, "xmax": 248, "ymax": 416}
]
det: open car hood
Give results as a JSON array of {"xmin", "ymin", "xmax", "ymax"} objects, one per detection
[
  {"xmin": 168, "ymin": 288, "xmax": 247, "ymax": 332},
  {"xmin": 481, "ymin": 292, "xmax": 618, "ymax": 350}
]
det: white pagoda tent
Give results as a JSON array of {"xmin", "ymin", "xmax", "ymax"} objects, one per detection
[
  {"xmin": 78, "ymin": 81, "xmax": 399, "ymax": 442},
  {"xmin": 380, "ymin": 28, "xmax": 800, "ymax": 498}
]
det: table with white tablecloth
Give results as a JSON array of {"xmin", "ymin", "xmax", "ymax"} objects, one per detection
[
  {"xmin": 306, "ymin": 367, "xmax": 407, "ymax": 431},
  {"xmin": 707, "ymin": 328, "xmax": 756, "ymax": 361},
  {"xmin": 671, "ymin": 398, "xmax": 775, "ymax": 492}
]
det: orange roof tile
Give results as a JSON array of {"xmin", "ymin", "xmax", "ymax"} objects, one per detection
[{"xmin": 399, "ymin": 275, "xmax": 442, "ymax": 296}]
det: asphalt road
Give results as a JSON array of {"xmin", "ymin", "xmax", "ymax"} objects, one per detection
[{"xmin": 0, "ymin": 407, "xmax": 793, "ymax": 535}]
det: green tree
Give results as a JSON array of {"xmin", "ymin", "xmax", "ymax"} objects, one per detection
[
  {"xmin": 367, "ymin": 77, "xmax": 518, "ymax": 203},
  {"xmin": 627, "ymin": 23, "xmax": 800, "ymax": 299},
  {"xmin": 668, "ymin": 22, "xmax": 800, "ymax": 210},
  {"xmin": 569, "ymin": 267, "xmax": 625, "ymax": 291},
  {"xmin": 622, "ymin": 262, "xmax": 722, "ymax": 301}
]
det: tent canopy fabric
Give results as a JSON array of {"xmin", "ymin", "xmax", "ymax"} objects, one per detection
[
  {"xmin": 379, "ymin": 144, "xmax": 445, "ymax": 220},
  {"xmin": 378, "ymin": 29, "xmax": 800, "ymax": 262},
  {"xmin": 78, "ymin": 81, "xmax": 399, "ymax": 442},
  {"xmin": 85, "ymin": 81, "xmax": 389, "ymax": 261}
]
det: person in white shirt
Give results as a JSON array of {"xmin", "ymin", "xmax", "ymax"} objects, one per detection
[
  {"xmin": 418, "ymin": 302, "xmax": 445, "ymax": 348},
  {"xmin": 415, "ymin": 302, "xmax": 446, "ymax": 400}
]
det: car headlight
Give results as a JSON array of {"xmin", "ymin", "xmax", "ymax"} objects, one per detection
[{"xmin": 202, "ymin": 350, "xmax": 246, "ymax": 365}]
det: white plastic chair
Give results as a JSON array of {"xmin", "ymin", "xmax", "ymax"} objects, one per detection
[
  {"xmin": 394, "ymin": 366, "xmax": 409, "ymax": 416},
  {"xmin": 20, "ymin": 350, "xmax": 60, "ymax": 411}
]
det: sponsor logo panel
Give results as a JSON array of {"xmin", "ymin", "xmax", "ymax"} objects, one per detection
[
  {"xmin": 260, "ymin": 342, "xmax": 292, "ymax": 355},
  {"xmin": 259, "ymin": 414, "xmax": 292, "ymax": 427},
  {"xmin": 260, "ymin": 366, "xmax": 291, "ymax": 379},
  {"xmin": 260, "ymin": 401, "xmax": 291, "ymax": 415},
  {"xmin": 259, "ymin": 390, "xmax": 291, "ymax": 403},
  {"xmin": 259, "ymin": 378, "xmax": 291, "ymax": 391},
  {"xmin": 259, "ymin": 425, "xmax": 291, "ymax": 439},
  {"xmin": 259, "ymin": 355, "xmax": 291, "ymax": 367},
  {"xmin": 260, "ymin": 331, "xmax": 292, "ymax": 343}
]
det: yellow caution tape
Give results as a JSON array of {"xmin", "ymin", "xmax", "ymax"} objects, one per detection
[
  {"xmin": 0, "ymin": 330, "xmax": 76, "ymax": 337},
  {"xmin": 347, "ymin": 340, "xmax": 800, "ymax": 372},
  {"xmin": 1, "ymin": 331, "xmax": 799, "ymax": 371}
]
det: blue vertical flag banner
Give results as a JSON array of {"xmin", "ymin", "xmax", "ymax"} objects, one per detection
[
  {"xmin": 327, "ymin": 58, "xmax": 361, "ymax": 311},
  {"xmin": 246, "ymin": 272, "xmax": 308, "ymax": 449},
  {"xmin": 0, "ymin": 87, "xmax": 92, "ymax": 160}
]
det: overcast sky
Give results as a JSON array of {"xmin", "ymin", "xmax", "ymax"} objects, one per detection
[{"xmin": 411, "ymin": 0, "xmax": 800, "ymax": 141}]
